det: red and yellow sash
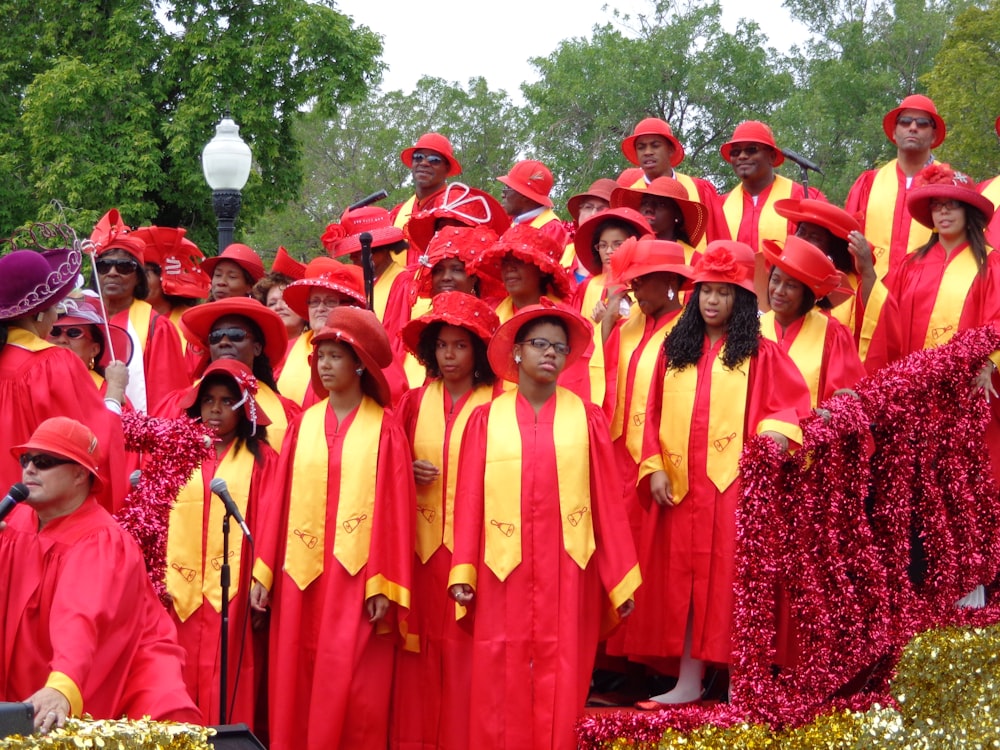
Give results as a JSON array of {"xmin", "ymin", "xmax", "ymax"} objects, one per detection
[
  {"xmin": 578, "ymin": 274, "xmax": 615, "ymax": 406},
  {"xmin": 6, "ymin": 327, "xmax": 54, "ymax": 352},
  {"xmin": 283, "ymin": 397, "xmax": 382, "ymax": 588},
  {"xmin": 374, "ymin": 260, "xmax": 405, "ymax": 323},
  {"xmin": 924, "ymin": 243, "xmax": 982, "ymax": 349},
  {"xmin": 483, "ymin": 389, "xmax": 594, "ymax": 580},
  {"xmin": 166, "ymin": 444, "xmax": 256, "ymax": 620},
  {"xmin": 867, "ymin": 160, "xmax": 934, "ymax": 279},
  {"xmin": 722, "ymin": 176, "xmax": 794, "ymax": 251},
  {"xmin": 276, "ymin": 331, "xmax": 313, "ymax": 405},
  {"xmin": 762, "ymin": 309, "xmax": 828, "ymax": 407},
  {"xmin": 412, "ymin": 382, "xmax": 493, "ymax": 562}
]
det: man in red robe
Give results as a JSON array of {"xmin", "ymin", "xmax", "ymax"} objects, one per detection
[{"xmin": 497, "ymin": 159, "xmax": 571, "ymax": 253}]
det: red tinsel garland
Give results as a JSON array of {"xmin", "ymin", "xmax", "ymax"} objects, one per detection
[{"xmin": 115, "ymin": 410, "xmax": 213, "ymax": 603}]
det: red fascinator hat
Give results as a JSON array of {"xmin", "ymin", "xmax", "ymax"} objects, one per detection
[
  {"xmin": 90, "ymin": 209, "xmax": 146, "ymax": 265},
  {"xmin": 906, "ymin": 163, "xmax": 995, "ymax": 228},
  {"xmin": 691, "ymin": 241, "xmax": 757, "ymax": 295},
  {"xmin": 487, "ymin": 299, "xmax": 592, "ymax": 384}
]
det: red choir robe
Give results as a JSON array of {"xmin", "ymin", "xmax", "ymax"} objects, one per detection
[
  {"xmin": 111, "ymin": 299, "xmax": 190, "ymax": 413},
  {"xmin": 845, "ymin": 159, "xmax": 938, "ymax": 280},
  {"xmin": 0, "ymin": 331, "xmax": 127, "ymax": 513},
  {"xmin": 761, "ymin": 308, "xmax": 867, "ymax": 407},
  {"xmin": 715, "ymin": 176, "xmax": 824, "ymax": 253},
  {"xmin": 448, "ymin": 390, "xmax": 641, "ymax": 750},
  {"xmin": 392, "ymin": 187, "xmax": 449, "ymax": 266},
  {"xmin": 166, "ymin": 441, "xmax": 278, "ymax": 727},
  {"xmin": 390, "ymin": 381, "xmax": 493, "ymax": 750},
  {"xmin": 253, "ymin": 399, "xmax": 414, "ymax": 750},
  {"xmin": 981, "ymin": 176, "xmax": 1000, "ymax": 251},
  {"xmin": 623, "ymin": 338, "xmax": 811, "ymax": 665},
  {"xmin": 0, "ymin": 498, "xmax": 199, "ymax": 722}
]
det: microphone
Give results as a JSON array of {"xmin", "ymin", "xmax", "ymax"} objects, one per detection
[
  {"xmin": 781, "ymin": 148, "xmax": 824, "ymax": 175},
  {"xmin": 209, "ymin": 478, "xmax": 252, "ymax": 542},
  {"xmin": 347, "ymin": 190, "xmax": 389, "ymax": 211},
  {"xmin": 0, "ymin": 483, "xmax": 30, "ymax": 524},
  {"xmin": 129, "ymin": 470, "xmax": 142, "ymax": 488}
]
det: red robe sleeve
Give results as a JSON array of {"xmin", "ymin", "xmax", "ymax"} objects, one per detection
[
  {"xmin": 819, "ymin": 315, "xmax": 868, "ymax": 402},
  {"xmin": 447, "ymin": 404, "xmax": 490, "ymax": 599}
]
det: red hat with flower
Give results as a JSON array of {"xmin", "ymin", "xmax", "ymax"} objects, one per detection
[
  {"xmin": 282, "ymin": 257, "xmax": 367, "ymax": 318},
  {"xmin": 497, "ymin": 160, "xmax": 555, "ymax": 208},
  {"xmin": 691, "ymin": 240, "xmax": 757, "ymax": 295},
  {"xmin": 400, "ymin": 291, "xmax": 500, "ymax": 361},
  {"xmin": 322, "ymin": 206, "xmax": 406, "ymax": 256},
  {"xmin": 410, "ymin": 225, "xmax": 506, "ymax": 300},
  {"xmin": 906, "ymin": 163, "xmax": 995, "ymax": 229},
  {"xmin": 621, "ymin": 117, "xmax": 685, "ymax": 168},
  {"xmin": 177, "ymin": 359, "xmax": 272, "ymax": 435},
  {"xmin": 130, "ymin": 226, "xmax": 211, "ymax": 299},
  {"xmin": 468, "ymin": 224, "xmax": 574, "ymax": 299},
  {"xmin": 406, "ymin": 182, "xmax": 511, "ymax": 254}
]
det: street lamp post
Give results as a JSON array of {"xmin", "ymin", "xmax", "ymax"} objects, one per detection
[{"xmin": 201, "ymin": 114, "xmax": 252, "ymax": 255}]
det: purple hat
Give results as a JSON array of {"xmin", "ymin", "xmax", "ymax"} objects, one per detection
[{"xmin": 0, "ymin": 226, "xmax": 82, "ymax": 320}]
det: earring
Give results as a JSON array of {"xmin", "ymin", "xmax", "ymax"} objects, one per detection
[
  {"xmin": 514, "ymin": 355, "xmax": 522, "ymax": 364},
  {"xmin": 35, "ymin": 311, "xmax": 45, "ymax": 323},
  {"xmin": 474, "ymin": 370, "xmax": 481, "ymax": 379},
  {"xmin": 668, "ymin": 288, "xmax": 675, "ymax": 301},
  {"xmin": 355, "ymin": 367, "xmax": 364, "ymax": 376}
]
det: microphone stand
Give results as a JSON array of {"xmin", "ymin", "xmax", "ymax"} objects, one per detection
[
  {"xmin": 219, "ymin": 509, "xmax": 233, "ymax": 724},
  {"xmin": 360, "ymin": 232, "xmax": 375, "ymax": 311}
]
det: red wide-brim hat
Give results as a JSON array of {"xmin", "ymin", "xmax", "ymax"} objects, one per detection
[
  {"xmin": 282, "ymin": 258, "xmax": 367, "ymax": 318},
  {"xmin": 572, "ymin": 207, "xmax": 653, "ymax": 276},
  {"xmin": 400, "ymin": 291, "xmax": 500, "ymax": 361},
  {"xmin": 310, "ymin": 307, "xmax": 393, "ymax": 406},
  {"xmin": 469, "ymin": 224, "xmax": 573, "ymax": 299},
  {"xmin": 328, "ymin": 206, "xmax": 407, "ymax": 256},
  {"xmin": 882, "ymin": 94, "xmax": 946, "ymax": 149},
  {"xmin": 181, "ymin": 296, "xmax": 288, "ymax": 366},
  {"xmin": 401, "ymin": 132, "xmax": 462, "ymax": 176},
  {"xmin": 201, "ymin": 243, "xmax": 265, "ymax": 283},
  {"xmin": 609, "ymin": 236, "xmax": 693, "ymax": 287},
  {"xmin": 720, "ymin": 120, "xmax": 784, "ymax": 166},
  {"xmin": 13, "ymin": 417, "xmax": 104, "ymax": 494},
  {"xmin": 621, "ymin": 117, "xmax": 685, "ymax": 168},
  {"xmin": 405, "ymin": 183, "xmax": 510, "ymax": 254},
  {"xmin": 410, "ymin": 225, "xmax": 506, "ymax": 300},
  {"xmin": 905, "ymin": 164, "xmax": 995, "ymax": 229},
  {"xmin": 610, "ymin": 177, "xmax": 709, "ymax": 247},
  {"xmin": 773, "ymin": 198, "xmax": 861, "ymax": 240},
  {"xmin": 566, "ymin": 178, "xmax": 619, "ymax": 224},
  {"xmin": 761, "ymin": 236, "xmax": 844, "ymax": 299},
  {"xmin": 487, "ymin": 300, "xmax": 592, "ymax": 384}
]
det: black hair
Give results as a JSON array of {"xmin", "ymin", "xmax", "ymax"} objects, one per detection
[
  {"xmin": 590, "ymin": 218, "xmax": 644, "ymax": 268},
  {"xmin": 415, "ymin": 321, "xmax": 495, "ymax": 386},
  {"xmin": 515, "ymin": 315, "xmax": 570, "ymax": 345},
  {"xmin": 912, "ymin": 203, "xmax": 990, "ymax": 275},
  {"xmin": 185, "ymin": 373, "xmax": 268, "ymax": 462},
  {"xmin": 665, "ymin": 283, "xmax": 760, "ymax": 370}
]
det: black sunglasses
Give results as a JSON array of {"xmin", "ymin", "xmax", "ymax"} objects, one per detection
[
  {"xmin": 95, "ymin": 258, "xmax": 139, "ymax": 275},
  {"xmin": 896, "ymin": 116, "xmax": 934, "ymax": 129},
  {"xmin": 19, "ymin": 453, "xmax": 74, "ymax": 470},
  {"xmin": 411, "ymin": 153, "xmax": 447, "ymax": 166},
  {"xmin": 208, "ymin": 327, "xmax": 251, "ymax": 345},
  {"xmin": 728, "ymin": 145, "xmax": 761, "ymax": 158},
  {"xmin": 50, "ymin": 326, "xmax": 88, "ymax": 340}
]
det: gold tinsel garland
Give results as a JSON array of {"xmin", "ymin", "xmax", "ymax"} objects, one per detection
[
  {"xmin": 0, "ymin": 718, "xmax": 213, "ymax": 749},
  {"xmin": 580, "ymin": 623, "xmax": 1000, "ymax": 748}
]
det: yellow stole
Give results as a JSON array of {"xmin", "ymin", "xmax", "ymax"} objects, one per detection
[
  {"xmin": 403, "ymin": 297, "xmax": 433, "ymax": 388},
  {"xmin": 483, "ymin": 389, "xmax": 594, "ymax": 580},
  {"xmin": 283, "ymin": 397, "xmax": 382, "ymax": 588},
  {"xmin": 166, "ymin": 443, "xmax": 256, "ymax": 621},
  {"xmin": 393, "ymin": 195, "xmax": 418, "ymax": 229},
  {"xmin": 578, "ymin": 274, "xmax": 614, "ymax": 406},
  {"xmin": 867, "ymin": 160, "xmax": 935, "ymax": 279},
  {"xmin": 761, "ymin": 310, "xmax": 828, "ymax": 407},
  {"xmin": 722, "ymin": 176, "xmax": 794, "ymax": 251},
  {"xmin": 6, "ymin": 328, "xmax": 53, "ymax": 352},
  {"xmin": 276, "ymin": 331, "xmax": 313, "ymax": 405},
  {"xmin": 660, "ymin": 345, "xmax": 750, "ymax": 501},
  {"xmin": 560, "ymin": 241, "xmax": 578, "ymax": 270},
  {"xmin": 924, "ymin": 243, "xmax": 983, "ymax": 349},
  {"xmin": 127, "ymin": 300, "xmax": 154, "ymax": 354},
  {"xmin": 168, "ymin": 307, "xmax": 191, "ymax": 353},
  {"xmin": 412, "ymin": 382, "xmax": 492, "ymax": 562},
  {"xmin": 255, "ymin": 384, "xmax": 289, "ymax": 450},
  {"xmin": 374, "ymin": 260, "xmax": 405, "ymax": 323},
  {"xmin": 529, "ymin": 208, "xmax": 561, "ymax": 230}
]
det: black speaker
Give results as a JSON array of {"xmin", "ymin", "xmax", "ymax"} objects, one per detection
[
  {"xmin": 208, "ymin": 723, "xmax": 267, "ymax": 749},
  {"xmin": 0, "ymin": 702, "xmax": 33, "ymax": 739}
]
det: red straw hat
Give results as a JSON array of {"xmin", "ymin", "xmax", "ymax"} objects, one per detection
[
  {"xmin": 691, "ymin": 240, "xmax": 757, "ymax": 295},
  {"xmin": 56, "ymin": 295, "xmax": 134, "ymax": 367},
  {"xmin": 497, "ymin": 160, "xmax": 555, "ymax": 208},
  {"xmin": 325, "ymin": 206, "xmax": 406, "ymax": 256},
  {"xmin": 621, "ymin": 117, "xmax": 685, "ymax": 168},
  {"xmin": 201, "ymin": 243, "xmax": 265, "ymax": 283},
  {"xmin": 0, "ymin": 239, "xmax": 81, "ymax": 321},
  {"xmin": 411, "ymin": 225, "xmax": 506, "ymax": 300},
  {"xmin": 181, "ymin": 296, "xmax": 288, "ymax": 366},
  {"xmin": 882, "ymin": 94, "xmax": 946, "ymax": 149},
  {"xmin": 400, "ymin": 132, "xmax": 462, "ymax": 177},
  {"xmin": 721, "ymin": 121, "xmax": 784, "ymax": 166},
  {"xmin": 761, "ymin": 235, "xmax": 844, "ymax": 299},
  {"xmin": 400, "ymin": 291, "xmax": 500, "ymax": 360},
  {"xmin": 270, "ymin": 246, "xmax": 306, "ymax": 280},
  {"xmin": 906, "ymin": 163, "xmax": 995, "ymax": 228},
  {"xmin": 773, "ymin": 198, "xmax": 861, "ymax": 240},
  {"xmin": 609, "ymin": 236, "xmax": 693, "ymax": 287},
  {"xmin": 611, "ymin": 176, "xmax": 709, "ymax": 246},
  {"xmin": 130, "ymin": 226, "xmax": 210, "ymax": 299},
  {"xmin": 470, "ymin": 224, "xmax": 573, "ymax": 299},
  {"xmin": 572, "ymin": 207, "xmax": 653, "ymax": 276},
  {"xmin": 566, "ymin": 178, "xmax": 619, "ymax": 224},
  {"xmin": 90, "ymin": 209, "xmax": 147, "ymax": 265},
  {"xmin": 487, "ymin": 299, "xmax": 592, "ymax": 384},
  {"xmin": 282, "ymin": 257, "xmax": 367, "ymax": 318},
  {"xmin": 995, "ymin": 115, "xmax": 1000, "ymax": 138},
  {"xmin": 177, "ymin": 359, "xmax": 271, "ymax": 432},
  {"xmin": 310, "ymin": 306, "xmax": 393, "ymax": 406},
  {"xmin": 406, "ymin": 182, "xmax": 511, "ymax": 254},
  {"xmin": 13, "ymin": 417, "xmax": 104, "ymax": 493}
]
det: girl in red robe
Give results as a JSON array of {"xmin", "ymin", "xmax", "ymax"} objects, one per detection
[
  {"xmin": 448, "ymin": 301, "xmax": 640, "ymax": 750},
  {"xmin": 627, "ymin": 241, "xmax": 811, "ymax": 706}
]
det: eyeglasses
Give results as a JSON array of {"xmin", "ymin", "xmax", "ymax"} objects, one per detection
[
  {"xmin": 19, "ymin": 453, "xmax": 74, "ymax": 470},
  {"xmin": 95, "ymin": 258, "xmax": 139, "ymax": 275},
  {"xmin": 307, "ymin": 296, "xmax": 343, "ymax": 309},
  {"xmin": 411, "ymin": 153, "xmax": 447, "ymax": 166},
  {"xmin": 519, "ymin": 337, "xmax": 571, "ymax": 356},
  {"xmin": 208, "ymin": 327, "xmax": 250, "ymax": 345},
  {"xmin": 728, "ymin": 145, "xmax": 761, "ymax": 159},
  {"xmin": 929, "ymin": 199, "xmax": 962, "ymax": 212},
  {"xmin": 597, "ymin": 240, "xmax": 627, "ymax": 253},
  {"xmin": 897, "ymin": 116, "xmax": 935, "ymax": 129},
  {"xmin": 49, "ymin": 326, "xmax": 88, "ymax": 340}
]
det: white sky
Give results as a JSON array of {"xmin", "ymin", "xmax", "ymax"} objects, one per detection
[{"xmin": 337, "ymin": 0, "xmax": 807, "ymax": 100}]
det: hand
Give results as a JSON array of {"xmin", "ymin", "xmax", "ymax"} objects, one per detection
[
  {"xmin": 617, "ymin": 599, "xmax": 635, "ymax": 619},
  {"xmin": 649, "ymin": 470, "xmax": 674, "ymax": 507},
  {"xmin": 975, "ymin": 362, "xmax": 998, "ymax": 402},
  {"xmin": 28, "ymin": 686, "xmax": 70, "ymax": 733},
  {"xmin": 103, "ymin": 360, "xmax": 129, "ymax": 389},
  {"xmin": 412, "ymin": 459, "xmax": 440, "ymax": 486},
  {"xmin": 250, "ymin": 581, "xmax": 270, "ymax": 612},
  {"xmin": 761, "ymin": 430, "xmax": 790, "ymax": 451},
  {"xmin": 365, "ymin": 593, "xmax": 389, "ymax": 623},
  {"xmin": 591, "ymin": 299, "xmax": 608, "ymax": 323},
  {"xmin": 449, "ymin": 583, "xmax": 475, "ymax": 606},
  {"xmin": 847, "ymin": 231, "xmax": 875, "ymax": 277}
]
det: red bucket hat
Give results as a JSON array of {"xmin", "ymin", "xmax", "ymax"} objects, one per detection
[
  {"xmin": 721, "ymin": 121, "xmax": 784, "ymax": 166},
  {"xmin": 487, "ymin": 300, "xmax": 592, "ymax": 384},
  {"xmin": 310, "ymin": 307, "xmax": 393, "ymax": 406},
  {"xmin": 0, "ymin": 238, "xmax": 82, "ymax": 321},
  {"xmin": 497, "ymin": 160, "xmax": 555, "ymax": 208},
  {"xmin": 181, "ymin": 296, "xmax": 289, "ymax": 366},
  {"xmin": 883, "ymin": 94, "xmax": 946, "ymax": 149},
  {"xmin": 202, "ymin": 243, "xmax": 265, "ymax": 283},
  {"xmin": 406, "ymin": 182, "xmax": 511, "ymax": 254},
  {"xmin": 691, "ymin": 241, "xmax": 757, "ymax": 295},
  {"xmin": 411, "ymin": 225, "xmax": 506, "ymax": 300},
  {"xmin": 270, "ymin": 246, "xmax": 306, "ymax": 280},
  {"xmin": 469, "ymin": 224, "xmax": 574, "ymax": 299},
  {"xmin": 906, "ymin": 163, "xmax": 995, "ymax": 228},
  {"xmin": 324, "ymin": 206, "xmax": 407, "ymax": 256},
  {"xmin": 90, "ymin": 209, "xmax": 147, "ymax": 265},
  {"xmin": 566, "ymin": 178, "xmax": 619, "ymax": 224},
  {"xmin": 177, "ymin": 359, "xmax": 271, "ymax": 435},
  {"xmin": 400, "ymin": 291, "xmax": 500, "ymax": 360},
  {"xmin": 761, "ymin": 235, "xmax": 844, "ymax": 299},
  {"xmin": 282, "ymin": 258, "xmax": 367, "ymax": 318},
  {"xmin": 572, "ymin": 207, "xmax": 653, "ymax": 276},
  {"xmin": 400, "ymin": 132, "xmax": 462, "ymax": 177},
  {"xmin": 621, "ymin": 117, "xmax": 685, "ymax": 168},
  {"xmin": 611, "ymin": 177, "xmax": 709, "ymax": 246},
  {"xmin": 130, "ymin": 226, "xmax": 210, "ymax": 299},
  {"xmin": 773, "ymin": 198, "xmax": 862, "ymax": 240},
  {"xmin": 13, "ymin": 417, "xmax": 104, "ymax": 493},
  {"xmin": 55, "ymin": 295, "xmax": 134, "ymax": 367},
  {"xmin": 609, "ymin": 236, "xmax": 693, "ymax": 287}
]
